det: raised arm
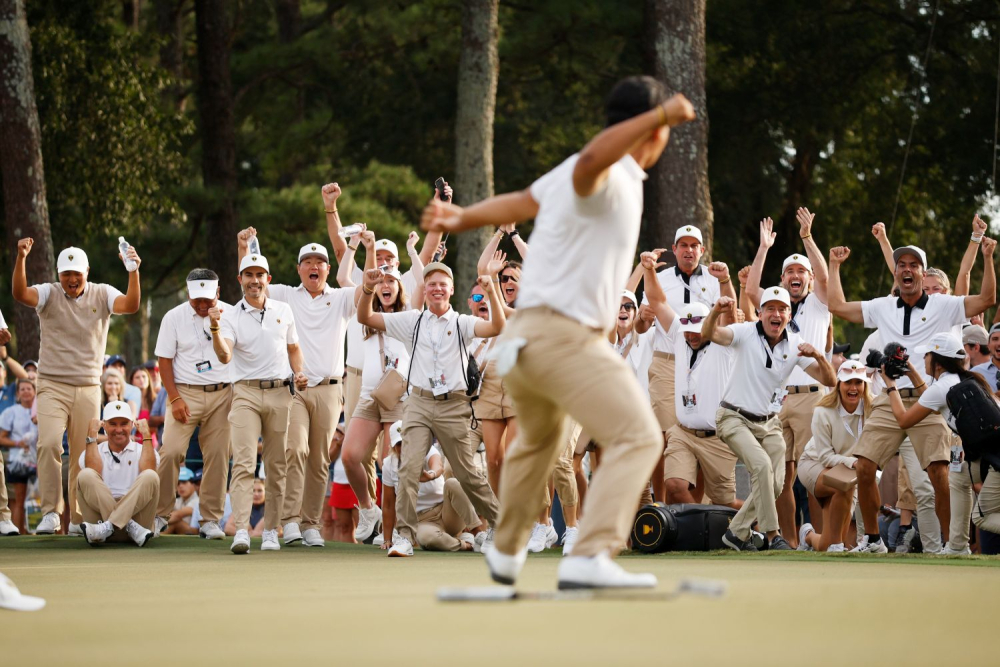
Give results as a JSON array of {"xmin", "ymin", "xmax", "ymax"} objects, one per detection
[
  {"xmin": 207, "ymin": 305, "xmax": 232, "ymax": 364},
  {"xmin": 477, "ymin": 228, "xmax": 505, "ymax": 276},
  {"xmin": 871, "ymin": 223, "xmax": 896, "ymax": 277},
  {"xmin": 955, "ymin": 215, "xmax": 987, "ymax": 297},
  {"xmin": 797, "ymin": 208, "xmax": 829, "ymax": 304},
  {"xmin": 965, "ymin": 237, "xmax": 997, "ymax": 318},
  {"xmin": 501, "ymin": 223, "xmax": 529, "ymax": 258},
  {"xmin": 357, "ymin": 269, "xmax": 388, "ymax": 332},
  {"xmin": 737, "ymin": 266, "xmax": 758, "ymax": 323},
  {"xmin": 640, "ymin": 250, "xmax": 675, "ymax": 330},
  {"xmin": 406, "ymin": 231, "xmax": 426, "ymax": 306},
  {"xmin": 826, "ymin": 246, "xmax": 865, "ymax": 324},
  {"xmin": 745, "ymin": 217, "xmax": 774, "ymax": 310},
  {"xmin": 12, "ymin": 239, "xmax": 39, "ymax": 307},
  {"xmin": 322, "ymin": 183, "xmax": 349, "ymax": 263},
  {"xmin": 112, "ymin": 245, "xmax": 142, "ymax": 315},
  {"xmin": 707, "ymin": 260, "xmax": 736, "ymax": 304},
  {"xmin": 421, "ymin": 190, "xmax": 539, "ymax": 235},
  {"xmin": 419, "ymin": 182, "xmax": 451, "ymax": 265},
  {"xmin": 136, "ymin": 420, "xmax": 156, "ymax": 472},
  {"xmin": 800, "ymin": 343, "xmax": 836, "ymax": 387},
  {"xmin": 473, "ymin": 275, "xmax": 507, "ymax": 338},
  {"xmin": 236, "ymin": 226, "xmax": 257, "ymax": 270},
  {"xmin": 625, "ymin": 261, "xmax": 645, "ymax": 295},
  {"xmin": 701, "ymin": 296, "xmax": 736, "ymax": 346}
]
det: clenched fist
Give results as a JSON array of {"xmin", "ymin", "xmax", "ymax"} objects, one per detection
[
  {"xmin": 829, "ymin": 246, "xmax": 851, "ymax": 265},
  {"xmin": 17, "ymin": 238, "xmax": 33, "ymax": 258}
]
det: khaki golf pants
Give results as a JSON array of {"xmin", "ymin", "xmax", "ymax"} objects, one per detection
[
  {"xmin": 35, "ymin": 378, "xmax": 101, "ymax": 523},
  {"xmin": 416, "ymin": 478, "xmax": 481, "ymax": 551},
  {"xmin": 0, "ymin": 454, "xmax": 9, "ymax": 523},
  {"xmin": 157, "ymin": 385, "xmax": 232, "ymax": 523},
  {"xmin": 494, "ymin": 308, "xmax": 662, "ymax": 558},
  {"xmin": 969, "ymin": 459, "xmax": 1000, "ymax": 534},
  {"xmin": 282, "ymin": 382, "xmax": 343, "ymax": 531},
  {"xmin": 77, "ymin": 468, "xmax": 159, "ymax": 538},
  {"xmin": 345, "ymin": 367, "xmax": 378, "ymax": 502},
  {"xmin": 229, "ymin": 383, "xmax": 292, "ymax": 532},
  {"xmin": 716, "ymin": 408, "xmax": 786, "ymax": 539}
]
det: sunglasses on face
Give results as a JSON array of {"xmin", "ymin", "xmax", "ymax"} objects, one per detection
[
  {"xmin": 679, "ymin": 315, "xmax": 704, "ymax": 325},
  {"xmin": 620, "ymin": 302, "xmax": 636, "ymax": 312},
  {"xmin": 471, "ymin": 294, "xmax": 485, "ymax": 303},
  {"xmin": 499, "ymin": 274, "xmax": 518, "ymax": 284}
]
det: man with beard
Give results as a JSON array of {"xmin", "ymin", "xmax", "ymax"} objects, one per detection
[
  {"xmin": 744, "ymin": 210, "xmax": 831, "ymax": 547},
  {"xmin": 827, "ymin": 240, "xmax": 996, "ymax": 552},
  {"xmin": 153, "ymin": 270, "xmax": 232, "ymax": 539},
  {"xmin": 703, "ymin": 289, "xmax": 835, "ymax": 551}
]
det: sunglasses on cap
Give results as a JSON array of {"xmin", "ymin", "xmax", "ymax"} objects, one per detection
[
  {"xmin": 619, "ymin": 302, "xmax": 636, "ymax": 312},
  {"xmin": 471, "ymin": 294, "xmax": 485, "ymax": 303},
  {"xmin": 679, "ymin": 315, "xmax": 705, "ymax": 325},
  {"xmin": 499, "ymin": 274, "xmax": 518, "ymax": 284}
]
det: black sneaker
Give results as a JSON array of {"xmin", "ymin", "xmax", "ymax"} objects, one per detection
[
  {"xmin": 768, "ymin": 535, "xmax": 793, "ymax": 551},
  {"xmin": 722, "ymin": 529, "xmax": 758, "ymax": 552}
]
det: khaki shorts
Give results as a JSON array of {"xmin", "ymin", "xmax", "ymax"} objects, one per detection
[
  {"xmin": 796, "ymin": 457, "xmax": 826, "ymax": 496},
  {"xmin": 353, "ymin": 394, "xmax": 403, "ymax": 424},
  {"xmin": 854, "ymin": 393, "xmax": 951, "ymax": 470},
  {"xmin": 780, "ymin": 388, "xmax": 823, "ymax": 463},
  {"xmin": 476, "ymin": 361, "xmax": 514, "ymax": 421},
  {"xmin": 663, "ymin": 425, "xmax": 738, "ymax": 505},
  {"xmin": 648, "ymin": 353, "xmax": 676, "ymax": 432}
]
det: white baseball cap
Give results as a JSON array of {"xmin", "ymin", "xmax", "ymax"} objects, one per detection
[
  {"xmin": 892, "ymin": 245, "xmax": 927, "ymax": 269},
  {"xmin": 186, "ymin": 279, "xmax": 218, "ymax": 300},
  {"xmin": 781, "ymin": 253, "xmax": 812, "ymax": 273},
  {"xmin": 239, "ymin": 253, "xmax": 270, "ymax": 274},
  {"xmin": 914, "ymin": 332, "xmax": 966, "ymax": 359},
  {"xmin": 837, "ymin": 360, "xmax": 871, "ymax": 384},
  {"xmin": 622, "ymin": 290, "xmax": 638, "ymax": 309},
  {"xmin": 674, "ymin": 226, "xmax": 704, "ymax": 245},
  {"xmin": 375, "ymin": 239, "xmax": 399, "ymax": 259},
  {"xmin": 760, "ymin": 286, "xmax": 791, "ymax": 308},
  {"xmin": 297, "ymin": 243, "xmax": 329, "ymax": 263},
  {"xmin": 0, "ymin": 572, "xmax": 45, "ymax": 612},
  {"xmin": 103, "ymin": 400, "xmax": 134, "ymax": 422},
  {"xmin": 390, "ymin": 420, "xmax": 403, "ymax": 446},
  {"xmin": 677, "ymin": 302, "xmax": 710, "ymax": 333},
  {"xmin": 56, "ymin": 247, "xmax": 88, "ymax": 274}
]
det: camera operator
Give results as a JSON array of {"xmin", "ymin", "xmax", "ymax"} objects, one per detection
[{"xmin": 827, "ymin": 239, "xmax": 997, "ymax": 552}]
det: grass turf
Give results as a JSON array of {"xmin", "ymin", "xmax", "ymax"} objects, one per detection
[{"xmin": 2, "ymin": 536, "xmax": 999, "ymax": 665}]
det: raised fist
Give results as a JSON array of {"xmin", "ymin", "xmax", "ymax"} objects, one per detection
[
  {"xmin": 17, "ymin": 238, "xmax": 33, "ymax": 258},
  {"xmin": 871, "ymin": 222, "xmax": 886, "ymax": 240},
  {"xmin": 406, "ymin": 231, "xmax": 420, "ymax": 253},
  {"xmin": 208, "ymin": 305, "xmax": 223, "ymax": 326},
  {"xmin": 640, "ymin": 249, "xmax": 666, "ymax": 271},
  {"xmin": 973, "ymin": 214, "xmax": 987, "ymax": 236},
  {"xmin": 715, "ymin": 296, "xmax": 735, "ymax": 312},
  {"xmin": 707, "ymin": 261, "xmax": 729, "ymax": 280},
  {"xmin": 829, "ymin": 246, "xmax": 851, "ymax": 265},
  {"xmin": 663, "ymin": 94, "xmax": 697, "ymax": 126},
  {"xmin": 982, "ymin": 237, "xmax": 996, "ymax": 258},
  {"xmin": 737, "ymin": 265, "xmax": 751, "ymax": 286},
  {"xmin": 321, "ymin": 182, "xmax": 342, "ymax": 207}
]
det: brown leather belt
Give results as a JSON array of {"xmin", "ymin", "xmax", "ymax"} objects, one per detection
[
  {"xmin": 679, "ymin": 424, "xmax": 717, "ymax": 438},
  {"xmin": 175, "ymin": 382, "xmax": 230, "ymax": 393},
  {"xmin": 237, "ymin": 379, "xmax": 289, "ymax": 390},
  {"xmin": 653, "ymin": 352, "xmax": 676, "ymax": 361},
  {"xmin": 410, "ymin": 386, "xmax": 473, "ymax": 402},
  {"xmin": 785, "ymin": 384, "xmax": 820, "ymax": 394},
  {"xmin": 720, "ymin": 401, "xmax": 773, "ymax": 423},
  {"xmin": 898, "ymin": 388, "xmax": 919, "ymax": 399}
]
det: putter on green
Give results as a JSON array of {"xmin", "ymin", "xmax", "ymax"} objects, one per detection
[{"xmin": 437, "ymin": 578, "xmax": 727, "ymax": 603}]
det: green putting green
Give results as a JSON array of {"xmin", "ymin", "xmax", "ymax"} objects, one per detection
[{"xmin": 2, "ymin": 536, "xmax": 998, "ymax": 665}]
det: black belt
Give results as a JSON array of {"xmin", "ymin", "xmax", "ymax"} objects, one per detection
[
  {"xmin": 238, "ymin": 379, "xmax": 290, "ymax": 390},
  {"xmin": 679, "ymin": 424, "xmax": 716, "ymax": 438},
  {"xmin": 318, "ymin": 377, "xmax": 341, "ymax": 386},
  {"xmin": 176, "ymin": 382, "xmax": 230, "ymax": 393},
  {"xmin": 785, "ymin": 385, "xmax": 820, "ymax": 394},
  {"xmin": 897, "ymin": 388, "xmax": 918, "ymax": 399},
  {"xmin": 410, "ymin": 386, "xmax": 473, "ymax": 402},
  {"xmin": 720, "ymin": 401, "xmax": 773, "ymax": 423}
]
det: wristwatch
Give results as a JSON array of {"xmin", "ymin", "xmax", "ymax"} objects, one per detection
[{"xmin": 85, "ymin": 436, "xmax": 97, "ymax": 444}]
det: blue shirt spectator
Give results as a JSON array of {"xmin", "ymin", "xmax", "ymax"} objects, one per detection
[
  {"xmin": 150, "ymin": 386, "xmax": 167, "ymax": 441},
  {"xmin": 972, "ymin": 360, "xmax": 1000, "ymax": 392}
]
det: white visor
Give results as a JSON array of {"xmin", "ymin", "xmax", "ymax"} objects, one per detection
[{"xmin": 187, "ymin": 280, "xmax": 218, "ymax": 300}]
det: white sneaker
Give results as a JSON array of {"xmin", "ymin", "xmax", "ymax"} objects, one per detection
[
  {"xmin": 942, "ymin": 543, "xmax": 972, "ymax": 555},
  {"xmin": 797, "ymin": 523, "xmax": 814, "ymax": 551},
  {"xmin": 827, "ymin": 543, "xmax": 846, "ymax": 552},
  {"xmin": 301, "ymin": 528, "xmax": 325, "ymax": 547},
  {"xmin": 526, "ymin": 523, "xmax": 550, "ymax": 553},
  {"xmin": 35, "ymin": 512, "xmax": 61, "ymax": 535},
  {"xmin": 68, "ymin": 522, "xmax": 83, "ymax": 536},
  {"xmin": 473, "ymin": 530, "xmax": 488, "ymax": 553},
  {"xmin": 558, "ymin": 550, "xmax": 657, "ymax": 589},
  {"xmin": 231, "ymin": 529, "xmax": 251, "ymax": 554},
  {"xmin": 355, "ymin": 505, "xmax": 382, "ymax": 543},
  {"xmin": 388, "ymin": 535, "xmax": 413, "ymax": 557},
  {"xmin": 261, "ymin": 529, "xmax": 280, "ymax": 551},
  {"xmin": 0, "ymin": 520, "xmax": 19, "ymax": 536},
  {"xmin": 458, "ymin": 532, "xmax": 476, "ymax": 550},
  {"xmin": 125, "ymin": 521, "xmax": 152, "ymax": 547},
  {"xmin": 283, "ymin": 522, "xmax": 302, "ymax": 545},
  {"xmin": 480, "ymin": 527, "xmax": 495, "ymax": 553},
  {"xmin": 850, "ymin": 535, "xmax": 888, "ymax": 553},
  {"xmin": 154, "ymin": 516, "xmax": 168, "ymax": 537},
  {"xmin": 82, "ymin": 521, "xmax": 113, "ymax": 545},
  {"xmin": 484, "ymin": 546, "xmax": 527, "ymax": 585},
  {"xmin": 544, "ymin": 521, "xmax": 558, "ymax": 548},
  {"xmin": 562, "ymin": 526, "xmax": 579, "ymax": 556},
  {"xmin": 198, "ymin": 521, "xmax": 225, "ymax": 540}
]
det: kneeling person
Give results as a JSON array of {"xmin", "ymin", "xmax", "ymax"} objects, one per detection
[{"xmin": 78, "ymin": 402, "xmax": 160, "ymax": 546}]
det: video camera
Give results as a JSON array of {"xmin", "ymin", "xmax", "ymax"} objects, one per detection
[{"xmin": 865, "ymin": 342, "xmax": 909, "ymax": 380}]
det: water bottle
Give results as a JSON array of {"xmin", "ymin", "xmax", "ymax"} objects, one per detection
[
  {"xmin": 339, "ymin": 223, "xmax": 364, "ymax": 238},
  {"xmin": 247, "ymin": 234, "xmax": 261, "ymax": 255},
  {"xmin": 118, "ymin": 237, "xmax": 138, "ymax": 272}
]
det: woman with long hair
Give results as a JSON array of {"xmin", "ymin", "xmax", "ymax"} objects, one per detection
[
  {"xmin": 797, "ymin": 361, "xmax": 873, "ymax": 552},
  {"xmin": 129, "ymin": 366, "xmax": 157, "ymax": 448}
]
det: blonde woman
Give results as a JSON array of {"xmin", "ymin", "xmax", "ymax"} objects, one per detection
[{"xmin": 797, "ymin": 361, "xmax": 873, "ymax": 552}]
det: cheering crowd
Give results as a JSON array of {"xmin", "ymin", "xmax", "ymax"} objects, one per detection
[{"xmin": 2, "ymin": 77, "xmax": 999, "ymax": 583}]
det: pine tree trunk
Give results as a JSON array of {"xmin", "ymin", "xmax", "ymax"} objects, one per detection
[
  {"xmin": 195, "ymin": 0, "xmax": 240, "ymax": 303},
  {"xmin": 274, "ymin": 0, "xmax": 301, "ymax": 44},
  {"xmin": 642, "ymin": 0, "xmax": 714, "ymax": 259},
  {"xmin": 0, "ymin": 0, "xmax": 55, "ymax": 360},
  {"xmin": 155, "ymin": 0, "xmax": 186, "ymax": 109},
  {"xmin": 453, "ymin": 0, "xmax": 499, "ymax": 309}
]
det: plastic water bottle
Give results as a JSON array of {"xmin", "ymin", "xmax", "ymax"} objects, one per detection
[
  {"xmin": 118, "ymin": 237, "xmax": 138, "ymax": 272},
  {"xmin": 339, "ymin": 223, "xmax": 364, "ymax": 238},
  {"xmin": 247, "ymin": 234, "xmax": 261, "ymax": 255}
]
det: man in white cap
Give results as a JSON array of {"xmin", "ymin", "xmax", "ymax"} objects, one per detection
[
  {"xmin": 827, "ymin": 238, "xmax": 997, "ymax": 552},
  {"xmin": 78, "ymin": 401, "xmax": 159, "ymax": 546},
  {"xmin": 702, "ymin": 287, "xmax": 835, "ymax": 551},
  {"xmin": 209, "ymin": 253, "xmax": 309, "ymax": 554},
  {"xmin": 744, "ymin": 210, "xmax": 831, "ymax": 547},
  {"xmin": 12, "ymin": 237, "xmax": 142, "ymax": 535},
  {"xmin": 358, "ymin": 262, "xmax": 505, "ymax": 558},
  {"xmin": 153, "ymin": 268, "xmax": 232, "ymax": 539},
  {"xmin": 640, "ymin": 252, "xmax": 741, "ymax": 508},
  {"xmin": 634, "ymin": 224, "xmax": 734, "ymax": 502},
  {"xmin": 235, "ymin": 229, "xmax": 356, "ymax": 548}
]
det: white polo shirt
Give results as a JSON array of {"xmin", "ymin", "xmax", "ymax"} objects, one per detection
[
  {"xmin": 218, "ymin": 297, "xmax": 299, "ymax": 381},
  {"xmin": 78, "ymin": 441, "xmax": 160, "ymax": 499},
  {"xmin": 720, "ymin": 322, "xmax": 815, "ymax": 416},
  {"xmin": 382, "ymin": 308, "xmax": 478, "ymax": 393},
  {"xmin": 517, "ymin": 153, "xmax": 646, "ymax": 332},
  {"xmin": 785, "ymin": 292, "xmax": 831, "ymax": 387},
  {"xmin": 347, "ymin": 266, "xmax": 418, "ymax": 370},
  {"xmin": 360, "ymin": 331, "xmax": 410, "ymax": 398},
  {"xmin": 917, "ymin": 371, "xmax": 962, "ymax": 432},
  {"xmin": 382, "ymin": 447, "xmax": 444, "ymax": 513},
  {"xmin": 861, "ymin": 293, "xmax": 967, "ymax": 389},
  {"xmin": 613, "ymin": 330, "xmax": 644, "ymax": 379},
  {"xmin": 670, "ymin": 320, "xmax": 733, "ymax": 431},
  {"xmin": 642, "ymin": 266, "xmax": 721, "ymax": 353},
  {"xmin": 154, "ymin": 301, "xmax": 233, "ymax": 385},
  {"xmin": 268, "ymin": 283, "xmax": 355, "ymax": 385}
]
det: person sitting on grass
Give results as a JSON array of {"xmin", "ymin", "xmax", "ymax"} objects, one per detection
[
  {"xmin": 78, "ymin": 402, "xmax": 159, "ymax": 547},
  {"xmin": 797, "ymin": 361, "xmax": 873, "ymax": 552},
  {"xmin": 161, "ymin": 467, "xmax": 199, "ymax": 535}
]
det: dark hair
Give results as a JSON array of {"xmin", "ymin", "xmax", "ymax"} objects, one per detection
[
  {"xmin": 363, "ymin": 279, "xmax": 409, "ymax": 340},
  {"xmin": 972, "ymin": 343, "xmax": 990, "ymax": 356},
  {"xmin": 929, "ymin": 353, "xmax": 992, "ymax": 393},
  {"xmin": 186, "ymin": 268, "xmax": 219, "ymax": 281},
  {"xmin": 605, "ymin": 76, "xmax": 669, "ymax": 127}
]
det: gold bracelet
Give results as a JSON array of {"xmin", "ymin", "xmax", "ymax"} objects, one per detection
[
  {"xmin": 719, "ymin": 276, "xmax": 731, "ymax": 285},
  {"xmin": 362, "ymin": 285, "xmax": 375, "ymax": 295},
  {"xmin": 655, "ymin": 103, "xmax": 667, "ymax": 126},
  {"xmin": 325, "ymin": 208, "xmax": 338, "ymax": 214},
  {"xmin": 348, "ymin": 244, "xmax": 358, "ymax": 251},
  {"xmin": 169, "ymin": 396, "xmax": 183, "ymax": 405},
  {"xmin": 800, "ymin": 234, "xmax": 812, "ymax": 240},
  {"xmin": 209, "ymin": 326, "xmax": 220, "ymax": 333},
  {"xmin": 913, "ymin": 381, "xmax": 926, "ymax": 390}
]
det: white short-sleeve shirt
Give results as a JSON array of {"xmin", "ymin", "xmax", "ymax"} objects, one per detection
[
  {"xmin": 360, "ymin": 331, "xmax": 410, "ymax": 398},
  {"xmin": 381, "ymin": 447, "xmax": 444, "ymax": 513},
  {"xmin": 517, "ymin": 153, "xmax": 646, "ymax": 332},
  {"xmin": 720, "ymin": 322, "xmax": 816, "ymax": 416},
  {"xmin": 642, "ymin": 266, "xmax": 721, "ymax": 353},
  {"xmin": 78, "ymin": 441, "xmax": 160, "ymax": 499},
  {"xmin": 268, "ymin": 283, "xmax": 355, "ymax": 385},
  {"xmin": 785, "ymin": 292, "xmax": 831, "ymax": 386},
  {"xmin": 154, "ymin": 301, "xmax": 233, "ymax": 385},
  {"xmin": 347, "ymin": 265, "xmax": 418, "ymax": 370},
  {"xmin": 218, "ymin": 298, "xmax": 299, "ymax": 381},
  {"xmin": 669, "ymin": 319, "xmax": 733, "ymax": 431},
  {"xmin": 382, "ymin": 308, "xmax": 479, "ymax": 393},
  {"xmin": 35, "ymin": 282, "xmax": 122, "ymax": 312},
  {"xmin": 917, "ymin": 372, "xmax": 962, "ymax": 432}
]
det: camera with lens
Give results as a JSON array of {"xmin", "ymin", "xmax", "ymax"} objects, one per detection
[{"xmin": 865, "ymin": 342, "xmax": 909, "ymax": 379}]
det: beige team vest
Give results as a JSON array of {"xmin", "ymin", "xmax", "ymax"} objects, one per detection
[{"xmin": 37, "ymin": 282, "xmax": 115, "ymax": 386}]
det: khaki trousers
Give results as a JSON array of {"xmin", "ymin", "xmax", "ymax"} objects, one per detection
[
  {"xmin": 780, "ymin": 390, "xmax": 823, "ymax": 462},
  {"xmin": 542, "ymin": 428, "xmax": 579, "ymax": 510},
  {"xmin": 716, "ymin": 408, "xmax": 786, "ymax": 539},
  {"xmin": 345, "ymin": 367, "xmax": 378, "ymax": 502},
  {"xmin": 970, "ymin": 460, "xmax": 1000, "ymax": 534},
  {"xmin": 77, "ymin": 468, "xmax": 159, "ymax": 537},
  {"xmin": 416, "ymin": 477, "xmax": 481, "ymax": 551},
  {"xmin": 229, "ymin": 383, "xmax": 292, "ymax": 532},
  {"xmin": 282, "ymin": 383, "xmax": 343, "ymax": 530},
  {"xmin": 495, "ymin": 308, "xmax": 661, "ymax": 557},
  {"xmin": 36, "ymin": 378, "xmax": 101, "ymax": 523},
  {"xmin": 156, "ymin": 385, "xmax": 232, "ymax": 522},
  {"xmin": 0, "ymin": 453, "xmax": 9, "ymax": 522},
  {"xmin": 899, "ymin": 439, "xmax": 942, "ymax": 553},
  {"xmin": 397, "ymin": 394, "xmax": 498, "ymax": 544},
  {"xmin": 648, "ymin": 354, "xmax": 677, "ymax": 432},
  {"xmin": 950, "ymin": 459, "xmax": 975, "ymax": 550}
]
